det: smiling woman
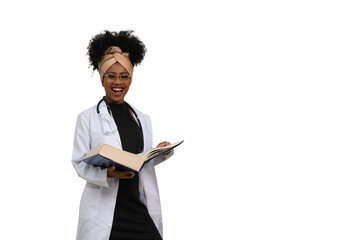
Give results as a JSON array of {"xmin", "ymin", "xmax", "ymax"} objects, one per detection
[
  {"xmin": 102, "ymin": 63, "xmax": 132, "ymax": 104},
  {"xmin": 71, "ymin": 30, "xmax": 174, "ymax": 240}
]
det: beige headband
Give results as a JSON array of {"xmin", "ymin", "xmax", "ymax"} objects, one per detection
[{"xmin": 98, "ymin": 46, "xmax": 133, "ymax": 79}]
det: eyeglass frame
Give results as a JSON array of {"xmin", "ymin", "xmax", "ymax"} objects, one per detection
[{"xmin": 103, "ymin": 73, "xmax": 132, "ymax": 83}]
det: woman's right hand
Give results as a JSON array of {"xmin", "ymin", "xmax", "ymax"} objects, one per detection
[{"xmin": 107, "ymin": 165, "xmax": 136, "ymax": 179}]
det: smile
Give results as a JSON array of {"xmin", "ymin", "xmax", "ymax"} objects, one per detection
[{"xmin": 112, "ymin": 87, "xmax": 124, "ymax": 96}]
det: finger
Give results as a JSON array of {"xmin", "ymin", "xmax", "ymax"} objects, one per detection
[
  {"xmin": 123, "ymin": 171, "xmax": 135, "ymax": 177},
  {"xmin": 120, "ymin": 172, "xmax": 135, "ymax": 179},
  {"xmin": 157, "ymin": 141, "xmax": 170, "ymax": 148}
]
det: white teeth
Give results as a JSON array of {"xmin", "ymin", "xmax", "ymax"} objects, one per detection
[{"xmin": 112, "ymin": 88, "xmax": 123, "ymax": 91}]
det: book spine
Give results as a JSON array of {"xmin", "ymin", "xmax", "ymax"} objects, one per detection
[
  {"xmin": 83, "ymin": 154, "xmax": 139, "ymax": 173},
  {"xmin": 113, "ymin": 162, "xmax": 139, "ymax": 173}
]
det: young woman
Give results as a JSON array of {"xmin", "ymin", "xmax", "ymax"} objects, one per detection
[{"xmin": 72, "ymin": 30, "xmax": 172, "ymax": 240}]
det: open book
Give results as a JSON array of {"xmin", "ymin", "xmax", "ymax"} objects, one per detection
[{"xmin": 83, "ymin": 140, "xmax": 184, "ymax": 173}]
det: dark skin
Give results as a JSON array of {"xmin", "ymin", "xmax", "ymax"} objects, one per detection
[{"xmin": 102, "ymin": 63, "xmax": 171, "ymax": 179}]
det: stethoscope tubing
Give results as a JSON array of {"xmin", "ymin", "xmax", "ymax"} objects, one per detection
[{"xmin": 97, "ymin": 97, "xmax": 144, "ymax": 152}]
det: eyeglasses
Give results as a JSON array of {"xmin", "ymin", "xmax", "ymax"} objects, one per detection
[{"xmin": 104, "ymin": 73, "xmax": 131, "ymax": 83}]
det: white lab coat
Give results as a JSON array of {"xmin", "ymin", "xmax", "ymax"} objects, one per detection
[{"xmin": 72, "ymin": 101, "xmax": 172, "ymax": 240}]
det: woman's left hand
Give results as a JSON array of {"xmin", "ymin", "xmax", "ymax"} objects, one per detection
[
  {"xmin": 156, "ymin": 141, "xmax": 171, "ymax": 148},
  {"xmin": 156, "ymin": 141, "xmax": 172, "ymax": 155}
]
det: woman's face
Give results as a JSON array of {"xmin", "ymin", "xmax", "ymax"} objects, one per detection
[{"xmin": 102, "ymin": 62, "xmax": 132, "ymax": 104}]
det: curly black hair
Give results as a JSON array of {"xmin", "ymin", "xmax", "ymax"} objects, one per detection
[{"xmin": 87, "ymin": 30, "xmax": 147, "ymax": 71}]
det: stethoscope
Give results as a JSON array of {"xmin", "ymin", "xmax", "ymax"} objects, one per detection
[{"xmin": 96, "ymin": 96, "xmax": 144, "ymax": 153}]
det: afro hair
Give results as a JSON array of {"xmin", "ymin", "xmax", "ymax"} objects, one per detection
[{"xmin": 87, "ymin": 30, "xmax": 147, "ymax": 71}]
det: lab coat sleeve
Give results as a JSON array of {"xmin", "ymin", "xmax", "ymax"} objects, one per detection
[{"xmin": 72, "ymin": 113, "xmax": 109, "ymax": 188}]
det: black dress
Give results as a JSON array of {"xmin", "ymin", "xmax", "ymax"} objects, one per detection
[{"xmin": 108, "ymin": 103, "xmax": 162, "ymax": 240}]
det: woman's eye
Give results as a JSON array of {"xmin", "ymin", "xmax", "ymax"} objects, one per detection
[
  {"xmin": 121, "ymin": 75, "xmax": 130, "ymax": 80},
  {"xmin": 108, "ymin": 74, "xmax": 116, "ymax": 80}
]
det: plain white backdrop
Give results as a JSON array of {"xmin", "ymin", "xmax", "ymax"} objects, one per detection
[{"xmin": 0, "ymin": 0, "xmax": 359, "ymax": 239}]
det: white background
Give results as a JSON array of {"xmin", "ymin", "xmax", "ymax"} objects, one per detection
[{"xmin": 0, "ymin": 0, "xmax": 359, "ymax": 239}]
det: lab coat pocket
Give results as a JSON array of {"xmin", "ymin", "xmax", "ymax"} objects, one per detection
[{"xmin": 79, "ymin": 184, "xmax": 101, "ymax": 220}]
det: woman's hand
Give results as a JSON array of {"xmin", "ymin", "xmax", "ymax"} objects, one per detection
[
  {"xmin": 157, "ymin": 141, "xmax": 171, "ymax": 148},
  {"xmin": 107, "ymin": 165, "xmax": 135, "ymax": 179},
  {"xmin": 156, "ymin": 141, "xmax": 172, "ymax": 155}
]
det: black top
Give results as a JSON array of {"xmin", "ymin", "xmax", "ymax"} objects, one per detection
[
  {"xmin": 108, "ymin": 102, "xmax": 162, "ymax": 240},
  {"xmin": 109, "ymin": 102, "xmax": 143, "ymax": 155}
]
